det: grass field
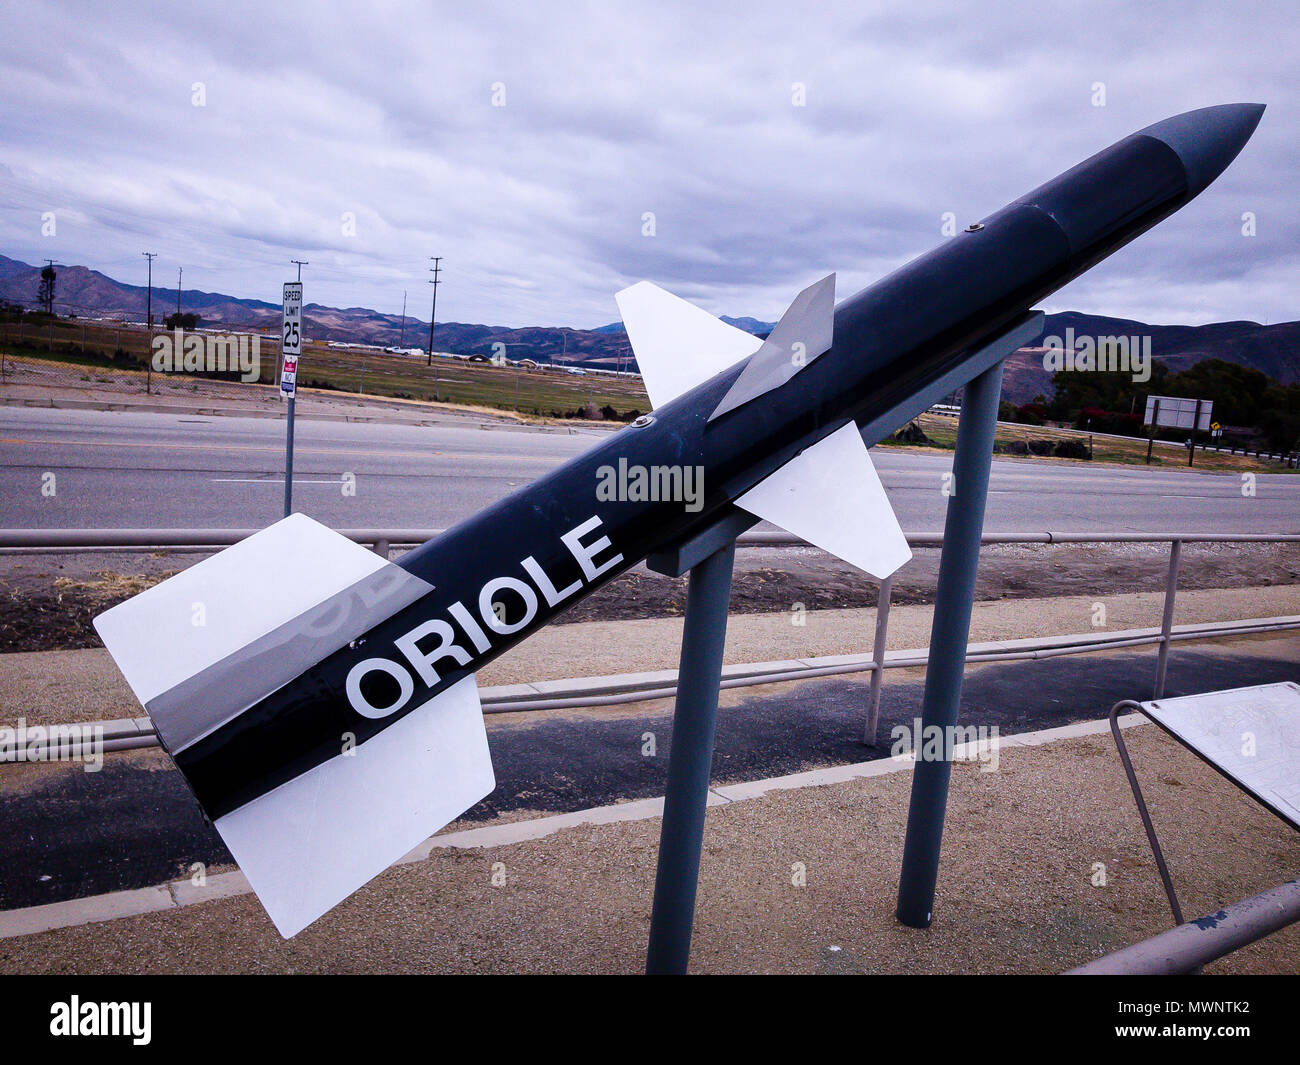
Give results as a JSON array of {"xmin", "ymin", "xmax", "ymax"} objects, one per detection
[
  {"xmin": 1, "ymin": 316, "xmax": 1293, "ymax": 471},
  {"xmin": 890, "ymin": 412, "xmax": 1296, "ymax": 474},
  {"xmin": 0, "ymin": 316, "xmax": 652, "ymax": 419}
]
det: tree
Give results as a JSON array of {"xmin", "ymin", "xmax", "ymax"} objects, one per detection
[
  {"xmin": 37, "ymin": 265, "xmax": 56, "ymax": 315},
  {"xmin": 1162, "ymin": 358, "xmax": 1270, "ymax": 427},
  {"xmin": 164, "ymin": 311, "xmax": 201, "ymax": 330},
  {"xmin": 1258, "ymin": 382, "xmax": 1300, "ymax": 453},
  {"xmin": 1046, "ymin": 362, "xmax": 1169, "ymax": 424}
]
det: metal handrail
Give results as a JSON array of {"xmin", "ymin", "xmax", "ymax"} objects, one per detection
[{"xmin": 1, "ymin": 527, "xmax": 1296, "ymax": 739}]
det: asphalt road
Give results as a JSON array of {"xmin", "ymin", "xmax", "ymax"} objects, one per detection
[{"xmin": 0, "ymin": 406, "xmax": 1297, "ymax": 534}]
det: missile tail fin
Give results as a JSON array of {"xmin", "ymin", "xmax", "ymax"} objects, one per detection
[
  {"xmin": 737, "ymin": 422, "xmax": 911, "ymax": 580},
  {"xmin": 709, "ymin": 273, "xmax": 835, "ymax": 421},
  {"xmin": 614, "ymin": 280, "xmax": 761, "ymax": 408},
  {"xmin": 93, "ymin": 515, "xmax": 495, "ymax": 937},
  {"xmin": 214, "ymin": 673, "xmax": 489, "ymax": 938}
]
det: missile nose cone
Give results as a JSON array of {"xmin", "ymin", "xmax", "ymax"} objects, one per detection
[{"xmin": 1138, "ymin": 103, "xmax": 1266, "ymax": 197}]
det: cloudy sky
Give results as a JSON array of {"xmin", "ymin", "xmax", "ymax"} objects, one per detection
[{"xmin": 1, "ymin": 1, "xmax": 1295, "ymax": 329}]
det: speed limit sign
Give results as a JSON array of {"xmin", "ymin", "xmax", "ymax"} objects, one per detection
[{"xmin": 280, "ymin": 282, "xmax": 303, "ymax": 397}]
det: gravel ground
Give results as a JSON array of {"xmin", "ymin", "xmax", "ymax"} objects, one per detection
[
  {"xmin": 3, "ymin": 540, "xmax": 1298, "ymax": 652},
  {"xmin": 3, "ymin": 583, "xmax": 1297, "ymax": 728},
  {"xmin": 2, "ymin": 722, "xmax": 1296, "ymax": 974}
]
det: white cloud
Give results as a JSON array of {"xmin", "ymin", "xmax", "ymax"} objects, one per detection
[{"xmin": 1, "ymin": 0, "xmax": 1294, "ymax": 328}]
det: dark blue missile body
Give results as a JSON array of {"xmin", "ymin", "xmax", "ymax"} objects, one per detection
[{"xmin": 164, "ymin": 103, "xmax": 1266, "ymax": 818}]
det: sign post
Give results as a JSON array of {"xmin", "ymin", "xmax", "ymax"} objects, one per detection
[
  {"xmin": 280, "ymin": 281, "xmax": 303, "ymax": 517},
  {"xmin": 1143, "ymin": 394, "xmax": 1212, "ymax": 468}
]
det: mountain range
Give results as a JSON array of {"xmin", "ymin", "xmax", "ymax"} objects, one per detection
[{"xmin": 2, "ymin": 254, "xmax": 1295, "ymax": 401}]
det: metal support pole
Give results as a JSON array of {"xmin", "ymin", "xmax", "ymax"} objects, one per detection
[
  {"xmin": 864, "ymin": 575, "xmax": 893, "ymax": 745},
  {"xmin": 1187, "ymin": 399, "xmax": 1202, "ymax": 467},
  {"xmin": 283, "ymin": 397, "xmax": 296, "ymax": 518},
  {"xmin": 1146, "ymin": 398, "xmax": 1159, "ymax": 464},
  {"xmin": 1108, "ymin": 702, "xmax": 1184, "ymax": 926},
  {"xmin": 1153, "ymin": 539, "xmax": 1182, "ymax": 699},
  {"xmin": 895, "ymin": 361, "xmax": 1004, "ymax": 929},
  {"xmin": 646, "ymin": 540, "xmax": 736, "ymax": 975}
]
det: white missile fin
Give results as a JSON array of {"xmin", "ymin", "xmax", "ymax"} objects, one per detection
[
  {"xmin": 614, "ymin": 280, "xmax": 761, "ymax": 408},
  {"xmin": 736, "ymin": 423, "xmax": 911, "ymax": 581},
  {"xmin": 214, "ymin": 674, "xmax": 493, "ymax": 939},
  {"xmin": 93, "ymin": 514, "xmax": 393, "ymax": 707},
  {"xmin": 92, "ymin": 514, "xmax": 495, "ymax": 939}
]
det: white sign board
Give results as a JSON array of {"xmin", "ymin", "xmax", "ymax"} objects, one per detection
[
  {"xmin": 280, "ymin": 282, "xmax": 303, "ymax": 398},
  {"xmin": 1144, "ymin": 394, "xmax": 1212, "ymax": 431},
  {"xmin": 1143, "ymin": 682, "xmax": 1300, "ymax": 830}
]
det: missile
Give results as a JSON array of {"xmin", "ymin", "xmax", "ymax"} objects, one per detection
[{"xmin": 94, "ymin": 103, "xmax": 1264, "ymax": 936}]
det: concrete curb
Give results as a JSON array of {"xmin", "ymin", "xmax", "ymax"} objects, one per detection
[{"xmin": 0, "ymin": 713, "xmax": 1147, "ymax": 939}]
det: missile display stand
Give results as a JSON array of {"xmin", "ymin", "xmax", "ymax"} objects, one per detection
[
  {"xmin": 644, "ymin": 540, "xmax": 736, "ymax": 975},
  {"xmin": 894, "ymin": 360, "xmax": 1003, "ymax": 927},
  {"xmin": 642, "ymin": 318, "xmax": 1037, "ymax": 973}
]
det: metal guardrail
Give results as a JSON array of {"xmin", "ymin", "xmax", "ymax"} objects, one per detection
[
  {"xmin": 3, "ymin": 527, "xmax": 1300, "ymax": 552},
  {"xmin": 4, "ymin": 614, "xmax": 1298, "ymax": 763},
  {"xmin": 1, "ymin": 528, "xmax": 1298, "ymax": 742}
]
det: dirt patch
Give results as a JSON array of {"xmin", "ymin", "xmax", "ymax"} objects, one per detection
[{"xmin": 1, "ymin": 541, "xmax": 1297, "ymax": 652}]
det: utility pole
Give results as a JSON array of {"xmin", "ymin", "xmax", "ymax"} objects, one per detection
[
  {"xmin": 399, "ymin": 290, "xmax": 407, "ymax": 349},
  {"xmin": 143, "ymin": 252, "xmax": 157, "ymax": 394},
  {"xmin": 40, "ymin": 259, "xmax": 60, "ymax": 316},
  {"xmin": 40, "ymin": 260, "xmax": 61, "ymax": 352},
  {"xmin": 142, "ymin": 253, "xmax": 157, "ymax": 329},
  {"xmin": 291, "ymin": 259, "xmax": 308, "ymax": 283},
  {"xmin": 426, "ymin": 257, "xmax": 442, "ymax": 367},
  {"xmin": 176, "ymin": 267, "xmax": 182, "ymax": 317}
]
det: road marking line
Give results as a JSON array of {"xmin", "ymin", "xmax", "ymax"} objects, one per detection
[{"xmin": 0, "ymin": 437, "xmax": 559, "ymax": 463}]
